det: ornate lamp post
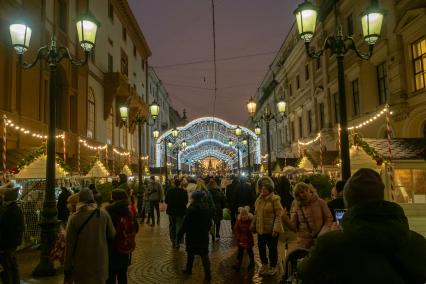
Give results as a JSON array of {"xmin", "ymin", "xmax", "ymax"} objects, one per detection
[
  {"xmin": 235, "ymin": 126, "xmax": 252, "ymax": 178},
  {"xmin": 246, "ymin": 96, "xmax": 286, "ymax": 177},
  {"xmin": 294, "ymin": 0, "xmax": 384, "ymax": 181},
  {"xmin": 120, "ymin": 100, "xmax": 159, "ymax": 196},
  {"xmin": 10, "ymin": 13, "xmax": 100, "ymax": 276}
]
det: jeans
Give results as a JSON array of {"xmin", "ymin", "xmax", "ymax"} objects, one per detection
[
  {"xmin": 168, "ymin": 215, "xmax": 184, "ymax": 244},
  {"xmin": 149, "ymin": 200, "xmax": 160, "ymax": 224},
  {"xmin": 0, "ymin": 249, "xmax": 19, "ymax": 284},
  {"xmin": 106, "ymin": 267, "xmax": 128, "ymax": 284},
  {"xmin": 186, "ymin": 252, "xmax": 211, "ymax": 277},
  {"xmin": 258, "ymin": 234, "xmax": 279, "ymax": 267}
]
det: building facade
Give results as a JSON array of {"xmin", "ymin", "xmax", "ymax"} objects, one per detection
[
  {"xmin": 0, "ymin": 0, "xmax": 152, "ymax": 175},
  {"xmin": 250, "ymin": 0, "xmax": 426, "ymax": 165}
]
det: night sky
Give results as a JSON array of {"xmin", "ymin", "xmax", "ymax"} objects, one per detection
[{"xmin": 128, "ymin": 0, "xmax": 297, "ymax": 125}]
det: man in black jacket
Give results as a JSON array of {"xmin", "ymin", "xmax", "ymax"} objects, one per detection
[
  {"xmin": 327, "ymin": 180, "xmax": 345, "ymax": 222},
  {"xmin": 0, "ymin": 188, "xmax": 24, "ymax": 284},
  {"xmin": 165, "ymin": 179, "xmax": 188, "ymax": 249},
  {"xmin": 298, "ymin": 168, "xmax": 426, "ymax": 284},
  {"xmin": 225, "ymin": 176, "xmax": 239, "ymax": 228}
]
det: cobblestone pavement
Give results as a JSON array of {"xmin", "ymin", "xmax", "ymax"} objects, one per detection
[{"xmin": 19, "ymin": 212, "xmax": 288, "ymax": 284}]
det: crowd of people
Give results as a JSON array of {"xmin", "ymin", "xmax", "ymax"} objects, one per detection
[{"xmin": 0, "ymin": 168, "xmax": 425, "ymax": 283}]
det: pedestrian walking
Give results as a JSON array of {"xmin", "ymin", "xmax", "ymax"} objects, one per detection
[
  {"xmin": 106, "ymin": 189, "xmax": 139, "ymax": 284},
  {"xmin": 148, "ymin": 176, "xmax": 163, "ymax": 226},
  {"xmin": 276, "ymin": 176, "xmax": 294, "ymax": 212},
  {"xmin": 64, "ymin": 189, "xmax": 115, "ymax": 284},
  {"xmin": 0, "ymin": 187, "xmax": 24, "ymax": 284},
  {"xmin": 165, "ymin": 179, "xmax": 188, "ymax": 249},
  {"xmin": 207, "ymin": 178, "xmax": 226, "ymax": 240},
  {"xmin": 225, "ymin": 176, "xmax": 239, "ymax": 228},
  {"xmin": 178, "ymin": 191, "xmax": 212, "ymax": 281},
  {"xmin": 281, "ymin": 182, "xmax": 333, "ymax": 249},
  {"xmin": 251, "ymin": 181, "xmax": 283, "ymax": 276},
  {"xmin": 232, "ymin": 206, "xmax": 254, "ymax": 271}
]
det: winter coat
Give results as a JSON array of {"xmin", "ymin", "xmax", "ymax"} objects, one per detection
[
  {"xmin": 64, "ymin": 203, "xmax": 116, "ymax": 284},
  {"xmin": 298, "ymin": 200, "xmax": 426, "ymax": 284},
  {"xmin": 234, "ymin": 217, "xmax": 254, "ymax": 249},
  {"xmin": 148, "ymin": 181, "xmax": 163, "ymax": 201},
  {"xmin": 0, "ymin": 201, "xmax": 24, "ymax": 250},
  {"xmin": 178, "ymin": 201, "xmax": 211, "ymax": 255},
  {"xmin": 235, "ymin": 181, "xmax": 256, "ymax": 211},
  {"xmin": 283, "ymin": 195, "xmax": 333, "ymax": 249},
  {"xmin": 105, "ymin": 200, "xmax": 138, "ymax": 270},
  {"xmin": 225, "ymin": 180, "xmax": 239, "ymax": 209},
  {"xmin": 252, "ymin": 193, "xmax": 283, "ymax": 235},
  {"xmin": 208, "ymin": 186, "xmax": 226, "ymax": 222},
  {"xmin": 165, "ymin": 186, "xmax": 188, "ymax": 217},
  {"xmin": 57, "ymin": 189, "xmax": 72, "ymax": 222}
]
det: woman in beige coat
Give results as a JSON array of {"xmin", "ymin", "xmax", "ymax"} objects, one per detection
[
  {"xmin": 251, "ymin": 181, "xmax": 283, "ymax": 276},
  {"xmin": 281, "ymin": 182, "xmax": 333, "ymax": 249},
  {"xmin": 64, "ymin": 189, "xmax": 116, "ymax": 284}
]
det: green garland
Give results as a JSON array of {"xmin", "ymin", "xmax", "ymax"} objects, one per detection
[
  {"xmin": 83, "ymin": 158, "xmax": 98, "ymax": 174},
  {"xmin": 17, "ymin": 146, "xmax": 71, "ymax": 172},
  {"xmin": 354, "ymin": 135, "xmax": 385, "ymax": 165},
  {"xmin": 17, "ymin": 147, "xmax": 45, "ymax": 169}
]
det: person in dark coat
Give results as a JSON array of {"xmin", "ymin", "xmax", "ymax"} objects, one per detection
[
  {"xmin": 105, "ymin": 189, "xmax": 138, "ymax": 284},
  {"xmin": 57, "ymin": 186, "xmax": 72, "ymax": 223},
  {"xmin": 276, "ymin": 176, "xmax": 294, "ymax": 212},
  {"xmin": 207, "ymin": 179, "xmax": 227, "ymax": 239},
  {"xmin": 165, "ymin": 179, "xmax": 188, "ymax": 249},
  {"xmin": 298, "ymin": 168, "xmax": 426, "ymax": 284},
  {"xmin": 327, "ymin": 180, "xmax": 345, "ymax": 222},
  {"xmin": 0, "ymin": 188, "xmax": 24, "ymax": 284},
  {"xmin": 235, "ymin": 177, "xmax": 256, "ymax": 212},
  {"xmin": 178, "ymin": 191, "xmax": 212, "ymax": 281},
  {"xmin": 225, "ymin": 176, "xmax": 239, "ymax": 228}
]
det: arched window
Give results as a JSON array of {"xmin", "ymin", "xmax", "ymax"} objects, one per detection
[{"xmin": 87, "ymin": 89, "xmax": 95, "ymax": 138}]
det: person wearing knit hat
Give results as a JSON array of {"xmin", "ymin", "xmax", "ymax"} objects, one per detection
[
  {"xmin": 297, "ymin": 168, "xmax": 426, "ymax": 284},
  {"xmin": 0, "ymin": 186, "xmax": 24, "ymax": 283},
  {"xmin": 343, "ymin": 168, "xmax": 384, "ymax": 208}
]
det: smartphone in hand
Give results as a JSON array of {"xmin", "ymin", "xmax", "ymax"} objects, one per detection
[{"xmin": 335, "ymin": 209, "xmax": 347, "ymax": 225}]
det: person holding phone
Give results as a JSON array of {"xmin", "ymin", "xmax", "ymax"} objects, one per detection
[
  {"xmin": 327, "ymin": 180, "xmax": 345, "ymax": 222},
  {"xmin": 281, "ymin": 182, "xmax": 333, "ymax": 249},
  {"xmin": 298, "ymin": 168, "xmax": 426, "ymax": 284}
]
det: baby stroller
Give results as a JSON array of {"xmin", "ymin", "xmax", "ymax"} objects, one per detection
[{"xmin": 281, "ymin": 248, "xmax": 310, "ymax": 284}]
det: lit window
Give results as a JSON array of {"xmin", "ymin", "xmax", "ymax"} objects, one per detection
[
  {"xmin": 412, "ymin": 38, "xmax": 426, "ymax": 90},
  {"xmin": 87, "ymin": 89, "xmax": 95, "ymax": 138}
]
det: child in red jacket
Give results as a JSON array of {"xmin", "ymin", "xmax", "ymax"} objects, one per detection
[{"xmin": 232, "ymin": 206, "xmax": 255, "ymax": 271}]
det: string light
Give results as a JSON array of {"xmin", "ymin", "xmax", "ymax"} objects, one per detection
[
  {"xmin": 79, "ymin": 139, "xmax": 107, "ymax": 151},
  {"xmin": 5, "ymin": 118, "xmax": 64, "ymax": 140},
  {"xmin": 298, "ymin": 133, "xmax": 321, "ymax": 146},
  {"xmin": 348, "ymin": 106, "xmax": 391, "ymax": 130},
  {"xmin": 113, "ymin": 148, "xmax": 130, "ymax": 156},
  {"xmin": 140, "ymin": 156, "xmax": 149, "ymax": 160}
]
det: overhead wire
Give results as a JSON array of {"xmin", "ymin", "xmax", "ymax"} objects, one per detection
[{"xmin": 211, "ymin": 0, "xmax": 218, "ymax": 141}]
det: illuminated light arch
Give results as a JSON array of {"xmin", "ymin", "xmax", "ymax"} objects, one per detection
[{"xmin": 155, "ymin": 117, "xmax": 260, "ymax": 169}]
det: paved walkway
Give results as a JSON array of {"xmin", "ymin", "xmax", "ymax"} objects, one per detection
[{"xmin": 19, "ymin": 213, "xmax": 289, "ymax": 283}]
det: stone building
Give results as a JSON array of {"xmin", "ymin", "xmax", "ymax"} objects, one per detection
[
  {"xmin": 0, "ymin": 0, "xmax": 152, "ymax": 174},
  {"xmin": 251, "ymin": 0, "xmax": 426, "ymax": 165}
]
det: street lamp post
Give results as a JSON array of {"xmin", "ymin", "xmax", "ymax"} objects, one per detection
[
  {"xmin": 120, "ymin": 100, "xmax": 159, "ymax": 194},
  {"xmin": 293, "ymin": 0, "xmax": 384, "ymax": 181},
  {"xmin": 246, "ymin": 96, "xmax": 286, "ymax": 177},
  {"xmin": 235, "ymin": 126, "xmax": 252, "ymax": 177},
  {"xmin": 9, "ymin": 14, "xmax": 100, "ymax": 276}
]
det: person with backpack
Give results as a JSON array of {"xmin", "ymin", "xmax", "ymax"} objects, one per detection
[
  {"xmin": 105, "ymin": 189, "xmax": 139, "ymax": 284},
  {"xmin": 64, "ymin": 189, "xmax": 115, "ymax": 284}
]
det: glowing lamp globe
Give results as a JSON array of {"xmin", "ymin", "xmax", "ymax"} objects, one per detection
[
  {"xmin": 361, "ymin": 4, "xmax": 385, "ymax": 45},
  {"xmin": 76, "ymin": 13, "xmax": 100, "ymax": 52},
  {"xmin": 294, "ymin": 1, "xmax": 318, "ymax": 43},
  {"xmin": 9, "ymin": 23, "xmax": 32, "ymax": 55}
]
